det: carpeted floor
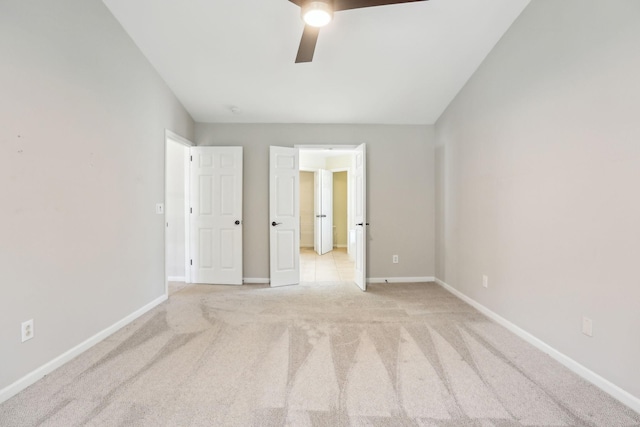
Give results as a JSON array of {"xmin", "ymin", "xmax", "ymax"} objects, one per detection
[{"xmin": 1, "ymin": 281, "xmax": 639, "ymax": 426}]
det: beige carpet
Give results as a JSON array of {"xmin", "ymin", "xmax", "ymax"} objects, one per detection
[{"xmin": 1, "ymin": 281, "xmax": 639, "ymax": 426}]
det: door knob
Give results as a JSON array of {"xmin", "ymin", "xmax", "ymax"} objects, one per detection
[
  {"xmin": 272, "ymin": 221, "xmax": 282, "ymax": 227},
  {"xmin": 316, "ymin": 214, "xmax": 327, "ymax": 218},
  {"xmin": 356, "ymin": 222, "xmax": 370, "ymax": 226},
  {"xmin": 235, "ymin": 220, "xmax": 240, "ymax": 225}
]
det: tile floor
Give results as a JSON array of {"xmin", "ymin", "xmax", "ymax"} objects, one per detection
[
  {"xmin": 300, "ymin": 247, "xmax": 355, "ymax": 283},
  {"xmin": 169, "ymin": 248, "xmax": 355, "ymax": 292}
]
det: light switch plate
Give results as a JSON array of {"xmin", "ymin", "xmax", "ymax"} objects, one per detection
[{"xmin": 156, "ymin": 203, "xmax": 164, "ymax": 214}]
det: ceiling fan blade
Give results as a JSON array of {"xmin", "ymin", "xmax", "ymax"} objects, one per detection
[
  {"xmin": 334, "ymin": 0, "xmax": 427, "ymax": 12},
  {"xmin": 295, "ymin": 25, "xmax": 320, "ymax": 63}
]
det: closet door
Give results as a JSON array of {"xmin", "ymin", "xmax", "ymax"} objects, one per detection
[
  {"xmin": 314, "ymin": 169, "xmax": 333, "ymax": 255},
  {"xmin": 190, "ymin": 147, "xmax": 243, "ymax": 285}
]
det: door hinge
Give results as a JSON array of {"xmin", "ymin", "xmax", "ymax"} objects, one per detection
[
  {"xmin": 190, "ymin": 259, "xmax": 193, "ymax": 266},
  {"xmin": 190, "ymin": 155, "xmax": 193, "ymax": 162},
  {"xmin": 190, "ymin": 207, "xmax": 193, "ymax": 214}
]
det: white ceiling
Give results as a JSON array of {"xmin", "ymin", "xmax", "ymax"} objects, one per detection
[{"xmin": 102, "ymin": 0, "xmax": 530, "ymax": 125}]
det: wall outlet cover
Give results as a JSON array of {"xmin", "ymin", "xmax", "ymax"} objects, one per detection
[{"xmin": 21, "ymin": 319, "xmax": 34, "ymax": 342}]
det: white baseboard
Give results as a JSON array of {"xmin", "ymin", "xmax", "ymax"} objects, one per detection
[
  {"xmin": 245, "ymin": 277, "xmax": 436, "ymax": 285},
  {"xmin": 434, "ymin": 278, "xmax": 640, "ymax": 414},
  {"xmin": 368, "ymin": 276, "xmax": 435, "ymax": 284},
  {"xmin": 243, "ymin": 278, "xmax": 270, "ymax": 284},
  {"xmin": 167, "ymin": 276, "xmax": 186, "ymax": 282},
  {"xmin": 0, "ymin": 294, "xmax": 167, "ymax": 405}
]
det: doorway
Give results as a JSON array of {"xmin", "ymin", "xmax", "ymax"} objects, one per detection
[
  {"xmin": 299, "ymin": 150, "xmax": 356, "ymax": 284},
  {"xmin": 164, "ymin": 130, "xmax": 193, "ymax": 296},
  {"xmin": 269, "ymin": 144, "xmax": 366, "ymax": 290}
]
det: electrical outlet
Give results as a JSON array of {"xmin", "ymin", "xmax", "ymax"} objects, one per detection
[
  {"xmin": 21, "ymin": 319, "xmax": 34, "ymax": 342},
  {"xmin": 155, "ymin": 203, "xmax": 164, "ymax": 214},
  {"xmin": 392, "ymin": 255, "xmax": 399, "ymax": 264},
  {"xmin": 482, "ymin": 275, "xmax": 488, "ymax": 288},
  {"xmin": 582, "ymin": 317, "xmax": 593, "ymax": 337}
]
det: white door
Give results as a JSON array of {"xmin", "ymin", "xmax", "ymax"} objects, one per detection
[
  {"xmin": 353, "ymin": 144, "xmax": 367, "ymax": 291},
  {"xmin": 269, "ymin": 146, "xmax": 300, "ymax": 287},
  {"xmin": 314, "ymin": 170, "xmax": 321, "ymax": 255},
  {"xmin": 314, "ymin": 169, "xmax": 333, "ymax": 255},
  {"xmin": 189, "ymin": 147, "xmax": 243, "ymax": 285}
]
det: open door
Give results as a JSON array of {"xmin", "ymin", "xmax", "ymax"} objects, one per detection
[
  {"xmin": 353, "ymin": 144, "xmax": 367, "ymax": 291},
  {"xmin": 189, "ymin": 147, "xmax": 243, "ymax": 285},
  {"xmin": 269, "ymin": 146, "xmax": 300, "ymax": 287},
  {"xmin": 314, "ymin": 169, "xmax": 333, "ymax": 255}
]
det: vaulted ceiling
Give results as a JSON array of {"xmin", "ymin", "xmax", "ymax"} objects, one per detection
[{"xmin": 102, "ymin": 0, "xmax": 530, "ymax": 124}]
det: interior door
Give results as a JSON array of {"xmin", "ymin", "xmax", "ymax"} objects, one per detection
[
  {"xmin": 269, "ymin": 146, "xmax": 300, "ymax": 287},
  {"xmin": 189, "ymin": 147, "xmax": 243, "ymax": 285},
  {"xmin": 314, "ymin": 170, "xmax": 321, "ymax": 255},
  {"xmin": 353, "ymin": 144, "xmax": 367, "ymax": 291},
  {"xmin": 314, "ymin": 169, "xmax": 333, "ymax": 255}
]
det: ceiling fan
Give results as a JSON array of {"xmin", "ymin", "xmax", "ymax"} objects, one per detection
[{"xmin": 289, "ymin": 0, "xmax": 428, "ymax": 63}]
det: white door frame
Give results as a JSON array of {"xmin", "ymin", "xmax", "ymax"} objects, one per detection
[{"xmin": 164, "ymin": 129, "xmax": 194, "ymax": 297}]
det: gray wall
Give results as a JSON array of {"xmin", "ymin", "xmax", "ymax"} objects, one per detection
[
  {"xmin": 435, "ymin": 0, "xmax": 640, "ymax": 400},
  {"xmin": 196, "ymin": 124, "xmax": 435, "ymax": 280},
  {"xmin": 0, "ymin": 0, "xmax": 194, "ymax": 390}
]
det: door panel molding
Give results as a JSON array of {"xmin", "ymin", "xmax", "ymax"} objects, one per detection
[
  {"xmin": 189, "ymin": 146, "xmax": 243, "ymax": 285},
  {"xmin": 353, "ymin": 143, "xmax": 367, "ymax": 291},
  {"xmin": 269, "ymin": 146, "xmax": 300, "ymax": 287}
]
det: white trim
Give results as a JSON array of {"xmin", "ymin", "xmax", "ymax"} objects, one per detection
[
  {"xmin": 165, "ymin": 129, "xmax": 194, "ymax": 148},
  {"xmin": 243, "ymin": 278, "xmax": 270, "ymax": 284},
  {"xmin": 167, "ymin": 276, "xmax": 186, "ymax": 282},
  {"xmin": 164, "ymin": 130, "xmax": 195, "ymax": 293},
  {"xmin": 328, "ymin": 167, "xmax": 350, "ymax": 173},
  {"xmin": 434, "ymin": 278, "xmax": 640, "ymax": 414},
  {"xmin": 0, "ymin": 294, "xmax": 167, "ymax": 404},
  {"xmin": 294, "ymin": 144, "xmax": 359, "ymax": 150},
  {"xmin": 183, "ymin": 148, "xmax": 191, "ymax": 284},
  {"xmin": 367, "ymin": 276, "xmax": 435, "ymax": 284}
]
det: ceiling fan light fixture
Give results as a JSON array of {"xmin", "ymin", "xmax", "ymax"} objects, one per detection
[{"xmin": 302, "ymin": 1, "xmax": 333, "ymax": 27}]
